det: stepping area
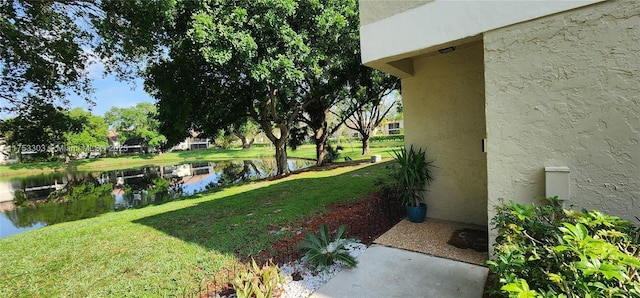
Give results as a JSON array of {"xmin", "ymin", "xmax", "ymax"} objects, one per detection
[
  {"xmin": 312, "ymin": 244, "xmax": 489, "ymax": 298},
  {"xmin": 312, "ymin": 218, "xmax": 490, "ymax": 297}
]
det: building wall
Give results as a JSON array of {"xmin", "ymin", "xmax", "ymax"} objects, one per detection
[
  {"xmin": 484, "ymin": 0, "xmax": 640, "ymax": 230},
  {"xmin": 359, "ymin": 0, "xmax": 433, "ymax": 26},
  {"xmin": 403, "ymin": 41, "xmax": 487, "ymax": 226}
]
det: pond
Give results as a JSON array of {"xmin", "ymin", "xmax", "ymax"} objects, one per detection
[{"xmin": 0, "ymin": 159, "xmax": 314, "ymax": 239}]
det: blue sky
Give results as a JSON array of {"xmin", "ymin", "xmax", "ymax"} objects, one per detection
[
  {"xmin": 68, "ymin": 75, "xmax": 154, "ymax": 117},
  {"xmin": 67, "ymin": 59, "xmax": 155, "ymax": 116}
]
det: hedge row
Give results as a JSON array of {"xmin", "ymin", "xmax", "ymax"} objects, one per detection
[{"xmin": 488, "ymin": 197, "xmax": 640, "ymax": 297}]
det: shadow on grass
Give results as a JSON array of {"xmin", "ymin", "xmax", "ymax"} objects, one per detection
[{"xmin": 131, "ymin": 162, "xmax": 389, "ymax": 261}]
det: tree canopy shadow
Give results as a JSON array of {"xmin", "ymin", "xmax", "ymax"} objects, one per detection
[{"xmin": 132, "ymin": 162, "xmax": 389, "ymax": 261}]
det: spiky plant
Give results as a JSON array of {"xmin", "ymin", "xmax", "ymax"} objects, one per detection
[
  {"xmin": 298, "ymin": 225, "xmax": 359, "ymax": 270},
  {"xmin": 391, "ymin": 145, "xmax": 435, "ymax": 207},
  {"xmin": 232, "ymin": 259, "xmax": 285, "ymax": 298}
]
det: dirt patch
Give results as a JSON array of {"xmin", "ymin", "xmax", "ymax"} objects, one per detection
[
  {"xmin": 447, "ymin": 228, "xmax": 489, "ymax": 252},
  {"xmin": 251, "ymin": 192, "xmax": 404, "ymax": 265}
]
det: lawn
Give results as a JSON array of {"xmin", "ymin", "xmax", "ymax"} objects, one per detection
[
  {"xmin": 0, "ymin": 161, "xmax": 391, "ymax": 297},
  {"xmin": 0, "ymin": 141, "xmax": 402, "ymax": 178}
]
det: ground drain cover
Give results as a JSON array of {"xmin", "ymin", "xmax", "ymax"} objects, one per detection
[{"xmin": 447, "ymin": 228, "xmax": 488, "ymax": 252}]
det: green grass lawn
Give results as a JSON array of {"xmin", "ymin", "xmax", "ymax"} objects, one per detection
[
  {"xmin": 0, "ymin": 162, "xmax": 391, "ymax": 297},
  {"xmin": 0, "ymin": 141, "xmax": 402, "ymax": 178}
]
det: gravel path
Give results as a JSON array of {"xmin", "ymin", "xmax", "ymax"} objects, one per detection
[{"xmin": 279, "ymin": 242, "xmax": 367, "ymax": 298}]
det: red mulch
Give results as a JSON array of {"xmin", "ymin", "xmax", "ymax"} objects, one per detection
[
  {"xmin": 250, "ymin": 192, "xmax": 405, "ymax": 265},
  {"xmin": 201, "ymin": 190, "xmax": 404, "ymax": 298}
]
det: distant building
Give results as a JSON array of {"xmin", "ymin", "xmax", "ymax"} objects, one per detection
[{"xmin": 169, "ymin": 130, "xmax": 210, "ymax": 151}]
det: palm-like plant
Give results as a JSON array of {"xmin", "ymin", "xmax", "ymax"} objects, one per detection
[
  {"xmin": 391, "ymin": 145, "xmax": 435, "ymax": 207},
  {"xmin": 298, "ymin": 225, "xmax": 358, "ymax": 270}
]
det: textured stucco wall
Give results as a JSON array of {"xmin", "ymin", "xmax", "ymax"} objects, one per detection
[
  {"xmin": 484, "ymin": 0, "xmax": 640, "ymax": 234},
  {"xmin": 359, "ymin": 0, "xmax": 432, "ymax": 26},
  {"xmin": 403, "ymin": 41, "xmax": 487, "ymax": 226}
]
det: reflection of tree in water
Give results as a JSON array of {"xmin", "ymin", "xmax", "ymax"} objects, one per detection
[
  {"xmin": 47, "ymin": 174, "xmax": 112, "ymax": 203},
  {"xmin": 13, "ymin": 173, "xmax": 112, "ymax": 206},
  {"xmin": 4, "ymin": 160, "xmax": 312, "ymax": 230},
  {"xmin": 6, "ymin": 171, "xmax": 185, "ymax": 228},
  {"xmin": 5, "ymin": 182, "xmax": 115, "ymax": 228},
  {"xmin": 119, "ymin": 176, "xmax": 184, "ymax": 209},
  {"xmin": 214, "ymin": 161, "xmax": 262, "ymax": 187},
  {"xmin": 205, "ymin": 159, "xmax": 312, "ymax": 190}
]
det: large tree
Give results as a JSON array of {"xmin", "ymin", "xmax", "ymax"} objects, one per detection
[
  {"xmin": 226, "ymin": 118, "xmax": 260, "ymax": 150},
  {"xmin": 64, "ymin": 108, "xmax": 109, "ymax": 155},
  {"xmin": 104, "ymin": 103, "xmax": 166, "ymax": 150},
  {"xmin": 0, "ymin": 101, "xmax": 82, "ymax": 159},
  {"xmin": 283, "ymin": 1, "xmax": 400, "ymax": 165},
  {"xmin": 0, "ymin": 0, "xmax": 100, "ymax": 113},
  {"xmin": 290, "ymin": 0, "xmax": 362, "ymax": 165},
  {"xmin": 343, "ymin": 69, "xmax": 400, "ymax": 155},
  {"xmin": 96, "ymin": 0, "xmax": 361, "ymax": 175}
]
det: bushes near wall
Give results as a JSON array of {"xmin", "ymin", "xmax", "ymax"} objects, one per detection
[{"xmin": 488, "ymin": 197, "xmax": 640, "ymax": 298}]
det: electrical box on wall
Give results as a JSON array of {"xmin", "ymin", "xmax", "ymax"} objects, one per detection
[{"xmin": 545, "ymin": 166, "xmax": 570, "ymax": 206}]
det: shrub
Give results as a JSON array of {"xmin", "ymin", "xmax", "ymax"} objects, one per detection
[
  {"xmin": 487, "ymin": 197, "xmax": 640, "ymax": 298},
  {"xmin": 370, "ymin": 135, "xmax": 404, "ymax": 142},
  {"xmin": 232, "ymin": 259, "xmax": 285, "ymax": 298},
  {"xmin": 298, "ymin": 224, "xmax": 359, "ymax": 270}
]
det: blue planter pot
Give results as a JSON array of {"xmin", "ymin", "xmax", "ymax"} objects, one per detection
[{"xmin": 405, "ymin": 203, "xmax": 427, "ymax": 223}]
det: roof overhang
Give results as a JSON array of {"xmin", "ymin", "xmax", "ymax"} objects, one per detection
[{"xmin": 360, "ymin": 0, "xmax": 607, "ymax": 78}]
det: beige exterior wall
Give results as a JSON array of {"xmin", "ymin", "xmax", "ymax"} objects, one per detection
[
  {"xmin": 359, "ymin": 0, "xmax": 433, "ymax": 26},
  {"xmin": 403, "ymin": 41, "xmax": 487, "ymax": 226},
  {"xmin": 484, "ymin": 0, "xmax": 640, "ymax": 232}
]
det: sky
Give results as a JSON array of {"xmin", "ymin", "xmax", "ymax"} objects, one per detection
[{"xmin": 66, "ymin": 60, "xmax": 155, "ymax": 117}]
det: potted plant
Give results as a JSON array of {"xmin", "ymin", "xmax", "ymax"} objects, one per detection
[{"xmin": 391, "ymin": 145, "xmax": 434, "ymax": 223}]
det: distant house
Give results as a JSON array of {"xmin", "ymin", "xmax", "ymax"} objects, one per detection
[
  {"xmin": 169, "ymin": 131, "xmax": 210, "ymax": 151},
  {"xmin": 382, "ymin": 120, "xmax": 403, "ymax": 135},
  {"xmin": 359, "ymin": 0, "xmax": 639, "ymax": 249},
  {"xmin": 339, "ymin": 119, "xmax": 404, "ymax": 139},
  {"xmin": 107, "ymin": 132, "xmax": 146, "ymax": 154}
]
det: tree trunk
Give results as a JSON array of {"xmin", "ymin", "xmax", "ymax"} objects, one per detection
[
  {"xmin": 234, "ymin": 132, "xmax": 254, "ymax": 150},
  {"xmin": 316, "ymin": 140, "xmax": 328, "ymax": 166},
  {"xmin": 274, "ymin": 138, "xmax": 289, "ymax": 176},
  {"xmin": 362, "ymin": 135, "xmax": 371, "ymax": 155}
]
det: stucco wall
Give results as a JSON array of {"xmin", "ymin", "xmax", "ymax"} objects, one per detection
[
  {"xmin": 359, "ymin": 0, "xmax": 432, "ymax": 26},
  {"xmin": 402, "ymin": 41, "xmax": 487, "ymax": 226},
  {"xmin": 484, "ymin": 0, "xmax": 640, "ymax": 230}
]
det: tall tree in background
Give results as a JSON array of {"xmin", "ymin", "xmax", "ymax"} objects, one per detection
[
  {"xmin": 96, "ymin": 0, "xmax": 362, "ymax": 175},
  {"xmin": 0, "ymin": 0, "xmax": 100, "ymax": 113},
  {"xmin": 64, "ymin": 108, "xmax": 109, "ymax": 155},
  {"xmin": 343, "ymin": 69, "xmax": 400, "ymax": 155},
  {"xmin": 291, "ymin": 0, "xmax": 364, "ymax": 165},
  {"xmin": 0, "ymin": 101, "xmax": 82, "ymax": 159},
  {"xmin": 227, "ymin": 118, "xmax": 261, "ymax": 150},
  {"xmin": 104, "ymin": 103, "xmax": 166, "ymax": 150}
]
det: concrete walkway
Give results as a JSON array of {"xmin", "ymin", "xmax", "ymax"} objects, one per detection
[{"xmin": 312, "ymin": 244, "xmax": 489, "ymax": 298}]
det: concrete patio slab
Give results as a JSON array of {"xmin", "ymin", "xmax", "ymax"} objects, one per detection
[{"xmin": 312, "ymin": 244, "xmax": 488, "ymax": 298}]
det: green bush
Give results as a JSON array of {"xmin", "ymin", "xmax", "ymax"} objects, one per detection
[
  {"xmin": 298, "ymin": 225, "xmax": 359, "ymax": 270},
  {"xmin": 487, "ymin": 197, "xmax": 640, "ymax": 298},
  {"xmin": 232, "ymin": 259, "xmax": 285, "ymax": 298},
  {"xmin": 370, "ymin": 135, "xmax": 404, "ymax": 142}
]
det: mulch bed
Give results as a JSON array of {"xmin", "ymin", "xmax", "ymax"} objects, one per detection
[{"xmin": 251, "ymin": 191, "xmax": 405, "ymax": 265}]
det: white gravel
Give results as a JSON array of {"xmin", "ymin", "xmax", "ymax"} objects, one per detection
[{"xmin": 279, "ymin": 242, "xmax": 367, "ymax": 298}]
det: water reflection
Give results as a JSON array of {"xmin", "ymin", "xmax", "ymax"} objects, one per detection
[{"xmin": 0, "ymin": 159, "xmax": 313, "ymax": 238}]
